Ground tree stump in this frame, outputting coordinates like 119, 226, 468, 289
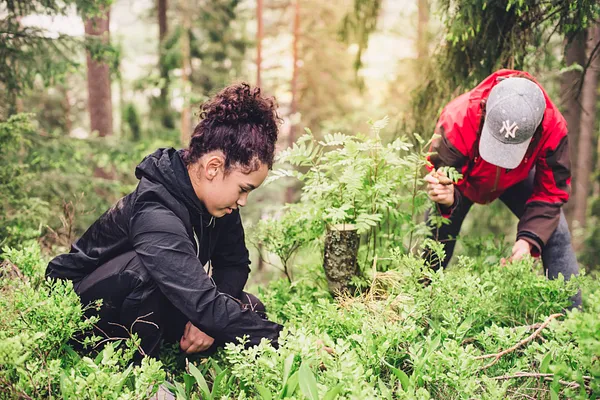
323, 224, 359, 296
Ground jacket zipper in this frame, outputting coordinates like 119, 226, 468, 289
193, 222, 214, 277
193, 228, 200, 257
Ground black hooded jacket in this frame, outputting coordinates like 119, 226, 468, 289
46, 148, 283, 347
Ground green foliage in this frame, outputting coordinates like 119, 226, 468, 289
269, 118, 432, 261
0, 133, 599, 398
1, 242, 46, 283
189, 249, 595, 399
250, 203, 324, 282
411, 0, 600, 137
123, 102, 142, 141
339, 0, 382, 80
0, 113, 175, 250
161, 0, 249, 94
0, 0, 114, 115
0, 242, 164, 398
0, 114, 51, 247
163, 359, 232, 400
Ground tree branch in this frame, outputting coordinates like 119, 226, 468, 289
575, 35, 600, 102
475, 313, 563, 370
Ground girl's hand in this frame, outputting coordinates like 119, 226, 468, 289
180, 321, 215, 354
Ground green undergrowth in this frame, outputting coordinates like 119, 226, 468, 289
1, 242, 598, 399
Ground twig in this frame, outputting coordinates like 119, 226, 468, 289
475, 313, 563, 370
93, 336, 132, 349
0, 375, 34, 400
492, 372, 554, 380
506, 389, 536, 400
511, 322, 543, 332
129, 312, 159, 332
575, 37, 600, 103
491, 372, 592, 390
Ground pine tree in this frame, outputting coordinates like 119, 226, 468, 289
0, 0, 111, 119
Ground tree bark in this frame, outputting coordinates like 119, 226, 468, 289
158, 0, 173, 128
572, 24, 600, 238
286, 0, 300, 204
84, 8, 113, 137
179, 0, 192, 146
323, 224, 359, 296
256, 0, 263, 88
416, 0, 429, 60
561, 31, 586, 226
158, 0, 168, 43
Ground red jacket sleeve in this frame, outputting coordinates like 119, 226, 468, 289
427, 104, 472, 217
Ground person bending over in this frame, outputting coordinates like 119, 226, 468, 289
47, 83, 283, 357
424, 69, 580, 307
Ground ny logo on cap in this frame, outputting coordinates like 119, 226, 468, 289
500, 120, 519, 139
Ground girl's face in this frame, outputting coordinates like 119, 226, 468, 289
189, 153, 268, 218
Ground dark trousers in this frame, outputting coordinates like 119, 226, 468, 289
425, 172, 581, 307
73, 251, 265, 358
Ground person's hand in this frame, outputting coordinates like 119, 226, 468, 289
510, 239, 532, 261
501, 239, 532, 265
316, 339, 334, 355
179, 321, 215, 354
424, 169, 454, 207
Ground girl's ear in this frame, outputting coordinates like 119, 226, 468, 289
204, 155, 225, 181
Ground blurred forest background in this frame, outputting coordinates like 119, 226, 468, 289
1, 0, 600, 277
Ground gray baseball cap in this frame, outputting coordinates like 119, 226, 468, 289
479, 77, 546, 169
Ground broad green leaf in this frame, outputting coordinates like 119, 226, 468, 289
183, 373, 195, 395
282, 353, 296, 388
283, 371, 300, 398
211, 369, 229, 397
540, 352, 552, 373
298, 362, 320, 400
323, 384, 343, 400
256, 384, 273, 400
115, 364, 133, 392
164, 381, 188, 400
188, 362, 211, 398
381, 358, 410, 391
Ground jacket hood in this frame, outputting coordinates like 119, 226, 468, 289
135, 148, 209, 222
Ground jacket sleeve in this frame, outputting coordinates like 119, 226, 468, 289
517, 135, 571, 254
129, 200, 282, 347
211, 210, 250, 300
427, 108, 470, 217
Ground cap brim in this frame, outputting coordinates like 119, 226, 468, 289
479, 123, 531, 169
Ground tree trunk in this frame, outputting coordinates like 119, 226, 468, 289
84, 8, 113, 137
572, 24, 600, 239
256, 0, 263, 88
158, 0, 168, 43
416, 0, 429, 60
158, 0, 173, 128
323, 224, 359, 296
285, 0, 300, 204
179, 0, 192, 146
561, 31, 586, 226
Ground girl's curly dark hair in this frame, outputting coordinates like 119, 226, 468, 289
183, 83, 281, 172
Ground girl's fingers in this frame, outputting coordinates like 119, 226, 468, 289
183, 321, 192, 339
180, 336, 191, 352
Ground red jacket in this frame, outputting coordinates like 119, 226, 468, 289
428, 69, 571, 253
